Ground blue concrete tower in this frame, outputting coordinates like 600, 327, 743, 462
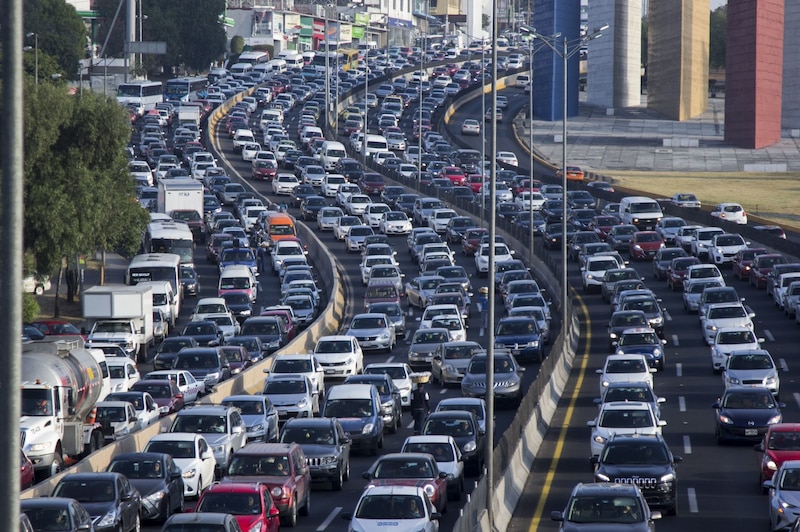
532, 0, 582, 121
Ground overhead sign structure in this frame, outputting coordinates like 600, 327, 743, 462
129, 41, 167, 54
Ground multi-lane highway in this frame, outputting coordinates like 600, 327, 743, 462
443, 86, 800, 531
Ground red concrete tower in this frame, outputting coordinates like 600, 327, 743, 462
724, 0, 784, 149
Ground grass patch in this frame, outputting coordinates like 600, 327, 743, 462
607, 171, 800, 230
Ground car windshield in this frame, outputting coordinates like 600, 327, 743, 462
351, 317, 387, 329
172, 415, 228, 434
605, 359, 647, 373
708, 306, 746, 319
768, 432, 800, 451
22, 507, 73, 531
355, 494, 426, 519
223, 400, 264, 415
601, 442, 669, 465
364, 366, 407, 380
722, 392, 775, 409
424, 417, 474, 437
109, 459, 165, 479
717, 330, 756, 344
413, 331, 448, 344
227, 455, 291, 477
566, 496, 643, 523
604, 386, 654, 403
496, 321, 536, 335
196, 491, 262, 515
273, 359, 313, 373
174, 353, 219, 370
145, 440, 195, 459
96, 406, 127, 423
598, 409, 653, 428
132, 383, 172, 398
404, 442, 455, 461
53, 480, 115, 502
281, 426, 335, 445
264, 379, 307, 394
619, 332, 659, 346
374, 459, 433, 479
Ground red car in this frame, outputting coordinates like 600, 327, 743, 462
629, 231, 665, 260
29, 320, 85, 339
222, 443, 312, 527
196, 482, 280, 532
252, 160, 278, 181
358, 173, 386, 195
732, 247, 768, 281
467, 175, 484, 194
130, 380, 185, 417
440, 166, 467, 186
362, 453, 449, 513
757, 424, 800, 485
20, 449, 34, 490
750, 253, 788, 289
590, 215, 621, 241
461, 227, 489, 256
220, 346, 253, 375
666, 257, 702, 291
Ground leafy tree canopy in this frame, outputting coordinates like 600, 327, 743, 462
23, 0, 87, 79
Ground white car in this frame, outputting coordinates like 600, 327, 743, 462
322, 174, 347, 198
361, 255, 397, 285
587, 401, 666, 456
655, 217, 687, 244
313, 335, 364, 379
262, 373, 320, 421
709, 233, 749, 265
596, 354, 656, 396
496, 151, 519, 166
582, 255, 625, 294
107, 357, 140, 393
336, 183, 362, 208
241, 142, 261, 161
685, 263, 725, 287
345, 194, 373, 216
144, 433, 217, 498
674, 225, 702, 251
333, 215, 362, 241
723, 349, 780, 397
379, 211, 413, 235
670, 192, 702, 208
401, 435, 465, 500
269, 353, 326, 399
271, 240, 307, 272
363, 362, 414, 407
190, 297, 231, 323
317, 206, 344, 231
271, 173, 300, 195
701, 303, 755, 345
144, 370, 206, 404
474, 243, 515, 276
363, 203, 392, 227
106, 390, 161, 430
96, 401, 138, 443
711, 202, 748, 225
431, 314, 467, 343
514, 191, 546, 211
711, 327, 764, 373
691, 227, 726, 259
428, 209, 458, 234
343, 485, 440, 531
203, 312, 241, 342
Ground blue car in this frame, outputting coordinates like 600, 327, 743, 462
493, 316, 543, 362
218, 247, 258, 277
614, 327, 667, 370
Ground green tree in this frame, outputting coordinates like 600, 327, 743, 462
23, 0, 87, 79
709, 6, 727, 70
22, 293, 41, 323
231, 36, 246, 55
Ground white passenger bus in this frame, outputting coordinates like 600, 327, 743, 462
116, 80, 163, 116
142, 221, 195, 266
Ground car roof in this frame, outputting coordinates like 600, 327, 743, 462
176, 404, 234, 415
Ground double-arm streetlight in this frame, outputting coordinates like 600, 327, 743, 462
519, 23, 606, 340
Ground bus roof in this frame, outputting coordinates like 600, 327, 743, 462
128, 253, 182, 267
147, 222, 194, 240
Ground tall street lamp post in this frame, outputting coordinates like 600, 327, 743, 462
25, 32, 38, 84
519, 23, 606, 345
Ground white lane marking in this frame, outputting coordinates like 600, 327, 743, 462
764, 329, 775, 342
676, 363, 682, 377
683, 435, 692, 455
317, 507, 342, 531
407, 419, 416, 429
386, 356, 395, 363
440, 388, 448, 395
687, 487, 699, 513
672, 334, 680, 347
793, 393, 800, 409
780, 358, 789, 372
479, 327, 485, 337
664, 310, 672, 321
678, 396, 686, 412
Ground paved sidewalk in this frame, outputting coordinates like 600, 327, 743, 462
515, 93, 800, 173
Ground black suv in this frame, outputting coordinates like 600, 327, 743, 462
551, 482, 662, 529
280, 417, 351, 491
591, 433, 681, 516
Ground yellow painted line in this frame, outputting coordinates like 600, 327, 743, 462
528, 291, 591, 532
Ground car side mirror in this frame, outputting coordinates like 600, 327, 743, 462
551, 511, 564, 522
340, 511, 353, 520
587, 420, 597, 428
712, 402, 721, 409
650, 511, 662, 521
589, 456, 598, 464
361, 472, 372, 480
202, 450, 214, 459
431, 512, 442, 521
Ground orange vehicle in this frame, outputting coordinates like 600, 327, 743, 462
556, 165, 585, 182
264, 212, 297, 246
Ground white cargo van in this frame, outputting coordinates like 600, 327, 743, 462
229, 62, 254, 79
320, 140, 347, 171
278, 51, 304, 69
364, 134, 389, 158
218, 265, 258, 302
136, 280, 179, 328
300, 125, 324, 148
619, 196, 663, 231
266, 58, 287, 73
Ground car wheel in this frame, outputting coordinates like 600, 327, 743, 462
177, 493, 185, 514
343, 459, 350, 481
299, 490, 311, 516
332, 464, 344, 491
282, 498, 297, 527
667, 500, 678, 516
388, 414, 398, 434
34, 284, 44, 296
197, 476, 204, 497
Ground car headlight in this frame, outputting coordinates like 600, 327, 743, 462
443, 364, 456, 374
269, 339, 281, 348
767, 460, 778, 471
159, 406, 170, 414
144, 491, 166, 504
249, 424, 264, 432
593, 435, 607, 444
97, 509, 118, 528
378, 332, 390, 340
660, 473, 675, 483
182, 468, 197, 479
240, 309, 251, 316
653, 349, 662, 358
423, 484, 436, 498
248, 521, 264, 532
297, 398, 308, 408
650, 316, 663, 326
28, 442, 53, 453
206, 372, 220, 380
609, 333, 618, 339
768, 415, 782, 425
116, 426, 130, 437
463, 441, 476, 453
231, 368, 242, 374
765, 376, 777, 385
382, 400, 395, 410
728, 377, 741, 385
213, 444, 226, 454
320, 456, 338, 465
718, 415, 734, 424
602, 380, 610, 388
595, 473, 610, 482
362, 423, 375, 434
271, 486, 286, 499
527, 341, 539, 348
781, 498, 799, 509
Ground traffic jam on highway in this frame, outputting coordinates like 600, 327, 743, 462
19, 41, 800, 532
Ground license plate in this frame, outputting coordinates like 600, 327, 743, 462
324, 369, 335, 374
745, 428, 758, 436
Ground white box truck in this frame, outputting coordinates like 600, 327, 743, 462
84, 284, 155, 362
158, 178, 204, 216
